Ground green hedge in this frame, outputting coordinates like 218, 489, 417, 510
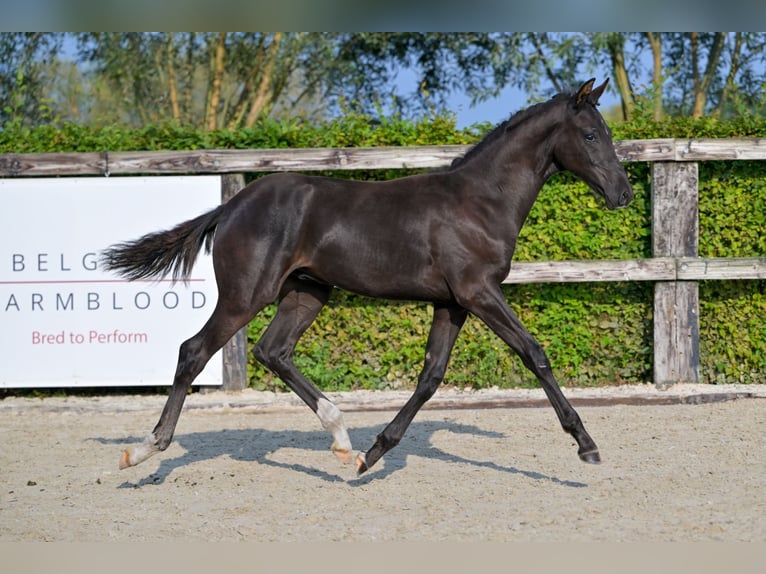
1, 113, 763, 387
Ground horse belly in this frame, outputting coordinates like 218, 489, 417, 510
309, 242, 450, 302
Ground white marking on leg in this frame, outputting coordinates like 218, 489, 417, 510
119, 433, 160, 469
317, 398, 352, 461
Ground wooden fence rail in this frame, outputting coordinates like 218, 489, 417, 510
503, 257, 766, 284
3, 138, 766, 177
2, 138, 764, 388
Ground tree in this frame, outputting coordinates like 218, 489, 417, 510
592, 33, 637, 121
706, 33, 766, 118
5, 32, 766, 129
73, 33, 337, 129
644, 32, 663, 120
0, 33, 61, 125
583, 32, 766, 121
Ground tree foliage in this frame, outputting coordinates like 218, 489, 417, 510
0, 33, 61, 125
3, 32, 765, 128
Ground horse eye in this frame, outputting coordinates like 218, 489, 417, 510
584, 132, 596, 142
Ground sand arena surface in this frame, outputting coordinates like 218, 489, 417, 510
1, 384, 764, 541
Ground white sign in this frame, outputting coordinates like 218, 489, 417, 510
0, 176, 223, 387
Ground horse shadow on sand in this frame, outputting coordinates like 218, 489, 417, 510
91, 418, 587, 489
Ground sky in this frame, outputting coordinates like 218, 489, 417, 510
435, 81, 621, 129
391, 57, 625, 130
449, 85, 527, 129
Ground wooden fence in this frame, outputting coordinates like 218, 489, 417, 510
2, 138, 764, 389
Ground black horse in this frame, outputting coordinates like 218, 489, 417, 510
102, 78, 633, 476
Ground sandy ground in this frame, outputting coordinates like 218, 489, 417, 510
1, 384, 765, 542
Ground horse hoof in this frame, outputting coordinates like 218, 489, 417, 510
579, 449, 601, 464
119, 449, 133, 470
333, 448, 352, 465
355, 452, 369, 475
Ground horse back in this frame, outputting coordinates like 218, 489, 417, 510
217, 171, 507, 301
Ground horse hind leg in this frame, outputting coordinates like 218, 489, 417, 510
252, 278, 354, 464
119, 297, 265, 470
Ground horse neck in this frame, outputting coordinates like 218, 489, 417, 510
456, 105, 562, 209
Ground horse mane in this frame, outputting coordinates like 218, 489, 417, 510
450, 92, 570, 169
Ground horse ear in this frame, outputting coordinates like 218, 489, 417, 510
588, 78, 609, 105
575, 78, 596, 107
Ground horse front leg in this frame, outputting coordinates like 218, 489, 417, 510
356, 303, 467, 475
465, 285, 600, 464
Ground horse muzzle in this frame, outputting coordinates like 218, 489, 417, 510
607, 185, 634, 210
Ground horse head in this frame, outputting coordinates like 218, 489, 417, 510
553, 78, 634, 210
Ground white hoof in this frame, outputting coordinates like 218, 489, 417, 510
317, 398, 353, 459
355, 452, 368, 475
119, 434, 159, 469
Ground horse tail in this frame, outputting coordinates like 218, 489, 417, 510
100, 204, 225, 282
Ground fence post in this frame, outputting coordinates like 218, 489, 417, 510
220, 174, 249, 391
651, 162, 700, 386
